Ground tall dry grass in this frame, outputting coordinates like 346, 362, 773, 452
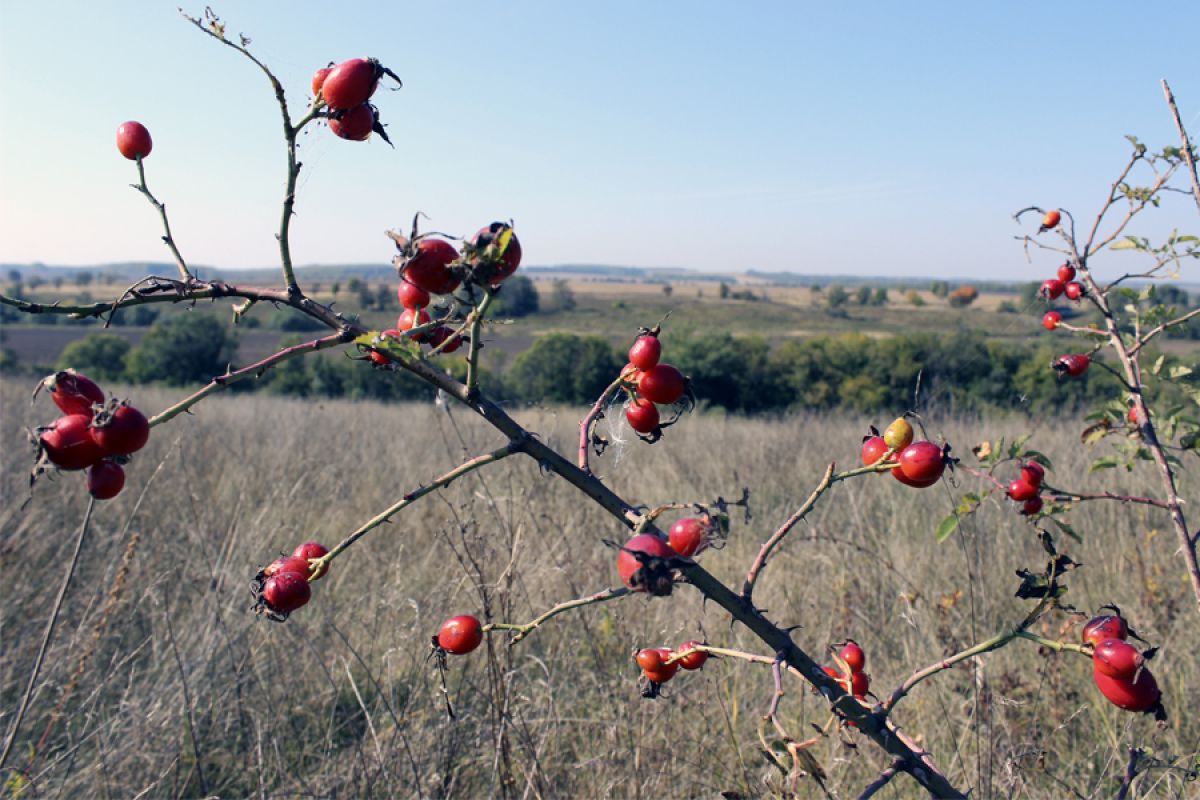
1, 381, 1196, 798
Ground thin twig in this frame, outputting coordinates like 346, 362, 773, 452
484, 587, 631, 644
857, 760, 904, 799
1041, 484, 1170, 510
578, 374, 628, 474
131, 157, 192, 282
1162, 80, 1200, 217
0, 497, 96, 772
162, 603, 209, 796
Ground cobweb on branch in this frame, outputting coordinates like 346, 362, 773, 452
602, 392, 632, 468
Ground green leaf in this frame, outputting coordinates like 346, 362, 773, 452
1023, 450, 1053, 470
1110, 237, 1140, 251
1151, 355, 1166, 376
1089, 456, 1119, 473
354, 330, 420, 360
936, 513, 960, 543
1169, 365, 1193, 380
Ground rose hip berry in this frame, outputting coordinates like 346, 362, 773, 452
91, 404, 150, 456
1019, 462, 1045, 487
87, 461, 125, 500
1040, 209, 1061, 231
262, 572, 311, 615
262, 556, 312, 580
330, 104, 376, 141
116, 121, 153, 160
667, 516, 710, 558
1042, 311, 1062, 330
402, 238, 461, 295
1007, 479, 1039, 502
861, 435, 888, 466
617, 533, 675, 595
839, 641, 866, 673
628, 335, 662, 371
1040, 279, 1065, 300
1093, 638, 1144, 681
1064, 281, 1084, 301
320, 58, 381, 110
1057, 263, 1076, 282
638, 364, 686, 405
44, 371, 105, 417
883, 417, 913, 451
467, 222, 522, 286
677, 641, 708, 670
1020, 496, 1044, 515
1053, 354, 1090, 377
437, 615, 484, 655
397, 279, 431, 310
1082, 614, 1128, 646
892, 441, 946, 487
625, 398, 660, 434
41, 415, 106, 471
1092, 663, 1160, 712
312, 66, 332, 96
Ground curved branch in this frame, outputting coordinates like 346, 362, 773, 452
131, 158, 192, 282
484, 587, 630, 644
1162, 80, 1200, 217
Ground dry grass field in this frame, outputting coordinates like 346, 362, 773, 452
1, 381, 1197, 798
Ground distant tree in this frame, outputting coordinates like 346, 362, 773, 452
718, 282, 730, 299
375, 284, 396, 311
6, 269, 21, 284
56, 333, 131, 382
853, 286, 871, 305
930, 280, 949, 298
869, 287, 888, 306
1155, 285, 1189, 307
1019, 282, 1042, 314
548, 278, 573, 312
75, 271, 94, 287
125, 313, 237, 385
52, 276, 64, 289
330, 281, 340, 298
662, 284, 673, 297
906, 290, 926, 307
27, 276, 44, 289
825, 284, 848, 308
497, 275, 541, 316
506, 333, 620, 404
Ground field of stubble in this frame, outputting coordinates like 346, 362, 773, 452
1, 381, 1196, 799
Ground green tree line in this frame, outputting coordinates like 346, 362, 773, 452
16, 310, 1196, 416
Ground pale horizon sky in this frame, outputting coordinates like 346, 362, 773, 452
1, 2, 1197, 282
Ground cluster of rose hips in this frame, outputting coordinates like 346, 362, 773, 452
820, 640, 870, 700
367, 222, 523, 365
860, 417, 950, 488
34, 371, 150, 501
619, 331, 689, 437
616, 516, 717, 596
635, 640, 708, 688
433, 614, 484, 656
312, 57, 402, 143
1006, 460, 1047, 516
1036, 262, 1093, 378
1081, 613, 1161, 714
252, 541, 330, 620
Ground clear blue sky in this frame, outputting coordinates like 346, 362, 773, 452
1, 2, 1197, 280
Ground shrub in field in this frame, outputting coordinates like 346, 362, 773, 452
1, 9, 1198, 798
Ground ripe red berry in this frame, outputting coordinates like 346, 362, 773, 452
625, 398, 659, 434
467, 223, 522, 286
41, 415, 106, 471
312, 66, 332, 96
44, 371, 105, 417
87, 461, 125, 500
1092, 663, 1159, 712
1064, 281, 1083, 301
861, 435, 888, 466
628, 335, 662, 371
1040, 209, 1061, 231
839, 641, 866, 673
397, 280, 431, 310
437, 615, 484, 655
849, 669, 870, 698
292, 542, 329, 580
642, 647, 679, 683
667, 517, 709, 558
635, 648, 664, 672
263, 556, 311, 580
1128, 405, 1145, 426
620, 362, 641, 382
1082, 614, 1128, 646
116, 121, 153, 160
1019, 461, 1045, 487
616, 533, 675, 593
1020, 496, 1044, 516
1053, 353, 1090, 377
321, 58, 380, 110
397, 308, 433, 343
1057, 263, 1076, 282
638, 364, 686, 405
892, 441, 945, 487
1042, 311, 1062, 330
329, 103, 375, 141
1093, 638, 1144, 681
1040, 279, 1065, 300
677, 641, 708, 670
1007, 479, 1039, 502
262, 572, 311, 614
402, 238, 461, 295
91, 404, 150, 456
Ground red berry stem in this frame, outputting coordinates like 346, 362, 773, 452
482, 587, 631, 644
1038, 484, 1170, 510
130, 153, 193, 283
